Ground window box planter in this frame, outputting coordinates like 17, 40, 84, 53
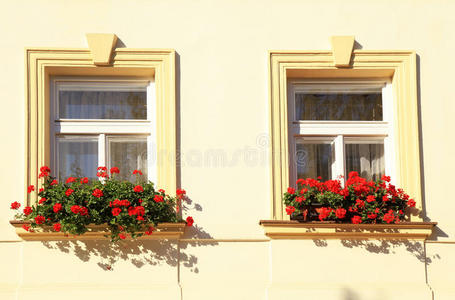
259, 220, 437, 240
10, 220, 186, 241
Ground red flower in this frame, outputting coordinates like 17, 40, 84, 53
154, 195, 164, 203
348, 171, 359, 178
27, 185, 35, 193
80, 177, 89, 184
382, 195, 389, 202
296, 178, 306, 186
39, 188, 44, 193
97, 166, 107, 171
66, 177, 76, 184
383, 210, 395, 223
335, 208, 346, 219
34, 215, 45, 225
158, 189, 165, 194
367, 213, 378, 219
295, 196, 305, 203
136, 216, 144, 221
318, 207, 332, 221
128, 206, 136, 216
186, 216, 194, 226
22, 224, 31, 231
71, 205, 80, 214
135, 206, 145, 216
287, 187, 295, 195
145, 226, 154, 235
407, 199, 416, 207
133, 185, 143, 193
300, 188, 308, 194
355, 199, 365, 208
53, 203, 62, 213
381, 175, 391, 182
92, 188, 103, 198
366, 195, 376, 203
285, 206, 296, 215
10, 201, 20, 210
50, 180, 58, 185
110, 167, 120, 174
118, 233, 126, 240
351, 215, 362, 224
40, 166, 51, 173
112, 207, 122, 216
176, 188, 186, 198
79, 207, 88, 216
53, 223, 61, 232
65, 188, 74, 196
96, 171, 109, 178
23, 206, 32, 215
132, 169, 143, 175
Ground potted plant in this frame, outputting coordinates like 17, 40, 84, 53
10, 166, 194, 241
283, 172, 417, 224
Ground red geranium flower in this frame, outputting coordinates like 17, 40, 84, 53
367, 213, 378, 219
287, 187, 295, 195
158, 189, 165, 194
383, 210, 395, 223
27, 185, 35, 193
118, 233, 126, 240
145, 226, 154, 235
318, 207, 332, 221
381, 175, 391, 182
92, 188, 103, 198
80, 177, 89, 184
132, 169, 143, 175
176, 188, 186, 199
53, 223, 61, 232
65, 188, 74, 196
366, 195, 376, 203
112, 207, 122, 216
71, 205, 80, 214
135, 206, 145, 216
186, 216, 194, 226
10, 201, 20, 210
407, 199, 416, 207
285, 206, 296, 215
50, 180, 58, 185
34, 215, 45, 225
23, 206, 32, 215
97, 166, 107, 171
154, 195, 164, 203
335, 208, 346, 219
351, 215, 362, 224
66, 177, 76, 184
110, 167, 120, 174
53, 203, 62, 213
295, 196, 305, 203
40, 166, 51, 173
79, 207, 88, 216
22, 224, 31, 231
133, 185, 143, 193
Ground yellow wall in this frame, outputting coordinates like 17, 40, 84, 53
1, 0, 454, 299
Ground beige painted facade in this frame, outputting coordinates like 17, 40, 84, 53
1, 0, 454, 299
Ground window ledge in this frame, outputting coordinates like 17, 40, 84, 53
10, 220, 186, 241
259, 220, 437, 240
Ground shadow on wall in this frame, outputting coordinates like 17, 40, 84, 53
41, 196, 218, 272
312, 237, 441, 265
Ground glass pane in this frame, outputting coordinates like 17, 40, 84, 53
59, 90, 147, 119
345, 143, 384, 181
108, 137, 148, 182
296, 143, 333, 181
295, 92, 382, 121
57, 137, 98, 181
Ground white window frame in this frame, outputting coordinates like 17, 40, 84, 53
50, 76, 157, 182
287, 79, 395, 184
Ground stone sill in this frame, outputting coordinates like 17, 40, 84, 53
10, 220, 186, 241
259, 220, 437, 240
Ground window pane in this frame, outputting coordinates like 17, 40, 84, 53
345, 143, 384, 181
108, 137, 148, 182
295, 92, 382, 121
57, 137, 98, 180
59, 90, 147, 119
296, 142, 333, 181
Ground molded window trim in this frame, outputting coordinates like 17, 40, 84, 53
268, 49, 421, 221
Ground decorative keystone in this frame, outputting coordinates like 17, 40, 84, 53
86, 33, 118, 65
330, 36, 355, 67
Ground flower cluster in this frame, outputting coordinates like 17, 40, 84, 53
12, 166, 194, 242
283, 172, 417, 224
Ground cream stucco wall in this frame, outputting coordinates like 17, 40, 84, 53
0, 0, 454, 299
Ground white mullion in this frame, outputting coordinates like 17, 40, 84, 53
334, 135, 345, 179
147, 79, 157, 183
98, 134, 106, 168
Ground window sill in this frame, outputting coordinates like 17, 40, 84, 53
259, 220, 437, 240
10, 220, 186, 241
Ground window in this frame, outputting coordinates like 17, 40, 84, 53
50, 77, 156, 182
25, 37, 177, 204
268, 48, 421, 220
288, 80, 395, 183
